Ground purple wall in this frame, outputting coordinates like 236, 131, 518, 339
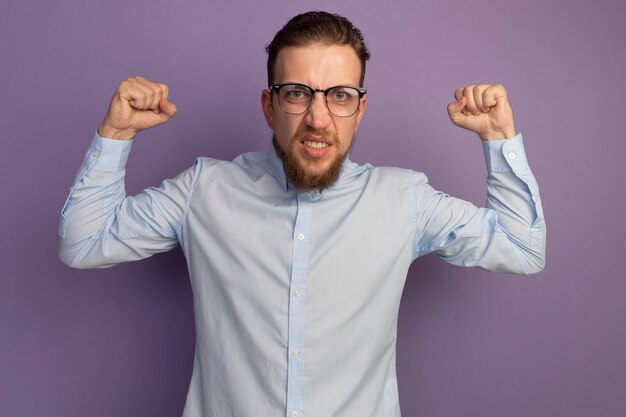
2, 0, 625, 416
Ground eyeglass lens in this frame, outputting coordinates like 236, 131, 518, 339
277, 84, 362, 117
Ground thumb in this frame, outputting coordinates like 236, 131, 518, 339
447, 96, 466, 125
159, 98, 178, 118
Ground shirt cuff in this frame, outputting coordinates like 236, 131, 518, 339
482, 133, 530, 173
84, 130, 133, 172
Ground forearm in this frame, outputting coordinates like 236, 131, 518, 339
483, 168, 545, 272
484, 133, 545, 268
59, 133, 133, 267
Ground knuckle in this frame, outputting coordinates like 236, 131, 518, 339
122, 77, 142, 89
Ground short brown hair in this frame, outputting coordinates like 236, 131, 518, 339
265, 11, 371, 87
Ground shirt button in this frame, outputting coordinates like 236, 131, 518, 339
291, 411, 298, 417
297, 233, 305, 241
292, 349, 300, 358
532, 195, 539, 202
507, 151, 517, 160
91, 149, 98, 157
293, 288, 302, 297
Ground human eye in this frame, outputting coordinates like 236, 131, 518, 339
329, 88, 355, 103
282, 85, 311, 102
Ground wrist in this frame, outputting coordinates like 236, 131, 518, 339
479, 126, 517, 141
97, 121, 137, 141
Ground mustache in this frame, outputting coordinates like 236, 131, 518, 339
292, 125, 339, 143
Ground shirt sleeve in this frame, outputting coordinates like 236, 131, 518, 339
412, 133, 546, 275
58, 131, 199, 268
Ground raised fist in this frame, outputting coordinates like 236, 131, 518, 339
447, 84, 516, 141
98, 76, 177, 140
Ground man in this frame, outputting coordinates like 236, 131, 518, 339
59, 11, 545, 417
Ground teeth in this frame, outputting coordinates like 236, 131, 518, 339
304, 140, 329, 149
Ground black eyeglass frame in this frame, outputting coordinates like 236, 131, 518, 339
268, 83, 367, 117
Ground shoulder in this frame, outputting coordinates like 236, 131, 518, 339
189, 151, 276, 188
343, 159, 428, 189
191, 151, 268, 173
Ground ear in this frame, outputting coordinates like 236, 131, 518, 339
261, 90, 274, 129
354, 95, 367, 131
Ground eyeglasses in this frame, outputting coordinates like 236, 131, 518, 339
269, 83, 367, 117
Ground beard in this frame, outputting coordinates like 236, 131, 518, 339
272, 127, 353, 192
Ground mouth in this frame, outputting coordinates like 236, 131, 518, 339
303, 139, 330, 149
300, 137, 333, 158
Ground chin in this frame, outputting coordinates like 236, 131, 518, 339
299, 160, 332, 176
273, 134, 347, 191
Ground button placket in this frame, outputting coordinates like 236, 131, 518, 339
285, 193, 312, 416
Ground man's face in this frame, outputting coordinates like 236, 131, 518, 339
261, 43, 367, 190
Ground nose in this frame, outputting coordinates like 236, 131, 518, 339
304, 92, 332, 130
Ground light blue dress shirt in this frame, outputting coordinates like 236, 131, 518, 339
59, 131, 545, 417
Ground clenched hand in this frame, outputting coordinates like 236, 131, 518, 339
447, 84, 516, 140
98, 76, 177, 140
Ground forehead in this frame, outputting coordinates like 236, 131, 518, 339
274, 43, 361, 87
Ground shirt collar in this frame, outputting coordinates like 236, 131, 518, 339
267, 144, 289, 191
